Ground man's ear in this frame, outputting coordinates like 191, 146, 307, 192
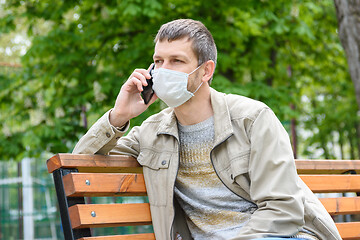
202, 60, 215, 83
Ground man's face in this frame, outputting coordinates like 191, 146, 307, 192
153, 38, 202, 91
153, 38, 199, 74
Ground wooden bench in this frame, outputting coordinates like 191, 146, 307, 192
47, 154, 360, 240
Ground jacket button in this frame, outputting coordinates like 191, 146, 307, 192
161, 160, 167, 166
106, 132, 111, 138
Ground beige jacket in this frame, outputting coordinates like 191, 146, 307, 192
73, 88, 341, 240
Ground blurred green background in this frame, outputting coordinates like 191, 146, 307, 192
0, 0, 359, 239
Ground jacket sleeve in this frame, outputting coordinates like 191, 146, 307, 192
234, 108, 305, 239
72, 110, 140, 158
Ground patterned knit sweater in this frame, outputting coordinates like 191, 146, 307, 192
174, 116, 257, 240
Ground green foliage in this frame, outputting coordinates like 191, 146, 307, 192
0, 0, 358, 160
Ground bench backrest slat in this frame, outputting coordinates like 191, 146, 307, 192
47, 153, 142, 173
63, 173, 147, 197
319, 197, 360, 215
69, 203, 152, 229
300, 175, 360, 193
296, 160, 360, 174
336, 222, 360, 240
79, 233, 156, 240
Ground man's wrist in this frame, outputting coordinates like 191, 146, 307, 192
109, 109, 129, 128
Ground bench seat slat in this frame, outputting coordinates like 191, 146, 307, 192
79, 233, 155, 240
296, 160, 360, 174
69, 203, 152, 229
299, 175, 360, 193
319, 197, 360, 215
63, 173, 147, 197
336, 222, 360, 240
47, 153, 141, 173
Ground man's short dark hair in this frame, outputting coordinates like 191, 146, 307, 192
154, 19, 217, 83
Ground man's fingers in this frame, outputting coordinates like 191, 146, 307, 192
132, 71, 148, 86
124, 76, 144, 92
134, 67, 151, 79
133, 77, 144, 92
122, 67, 153, 98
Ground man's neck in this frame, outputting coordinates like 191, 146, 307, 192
174, 86, 213, 126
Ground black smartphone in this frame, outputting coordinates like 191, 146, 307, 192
141, 64, 155, 104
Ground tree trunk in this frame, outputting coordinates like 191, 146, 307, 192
338, 128, 344, 159
334, 0, 360, 110
311, 100, 330, 159
356, 122, 360, 158
349, 129, 356, 160
265, 48, 277, 86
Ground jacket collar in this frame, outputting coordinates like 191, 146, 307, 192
210, 88, 234, 146
157, 108, 179, 139
157, 88, 234, 144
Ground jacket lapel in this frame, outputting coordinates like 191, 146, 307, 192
156, 108, 179, 140
210, 88, 234, 146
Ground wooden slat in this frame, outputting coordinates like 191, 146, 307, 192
336, 222, 360, 240
47, 153, 141, 173
79, 233, 155, 240
63, 173, 147, 197
296, 160, 360, 174
319, 197, 360, 215
300, 175, 360, 193
69, 203, 152, 229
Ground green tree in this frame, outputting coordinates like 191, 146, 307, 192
0, 0, 358, 160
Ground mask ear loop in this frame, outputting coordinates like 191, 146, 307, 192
190, 82, 203, 95
188, 63, 203, 76
188, 63, 204, 95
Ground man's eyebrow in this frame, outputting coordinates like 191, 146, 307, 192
153, 54, 190, 60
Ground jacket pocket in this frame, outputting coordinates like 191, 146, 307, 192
216, 149, 252, 202
137, 150, 171, 170
137, 149, 172, 206
229, 149, 250, 182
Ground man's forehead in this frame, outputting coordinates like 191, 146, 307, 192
153, 38, 195, 59
156, 36, 192, 45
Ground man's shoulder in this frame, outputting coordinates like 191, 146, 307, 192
216, 90, 269, 120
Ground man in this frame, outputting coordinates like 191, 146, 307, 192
73, 19, 341, 240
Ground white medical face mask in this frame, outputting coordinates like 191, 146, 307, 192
152, 65, 203, 108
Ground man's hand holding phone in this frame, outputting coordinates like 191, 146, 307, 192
141, 63, 155, 104
109, 64, 157, 128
